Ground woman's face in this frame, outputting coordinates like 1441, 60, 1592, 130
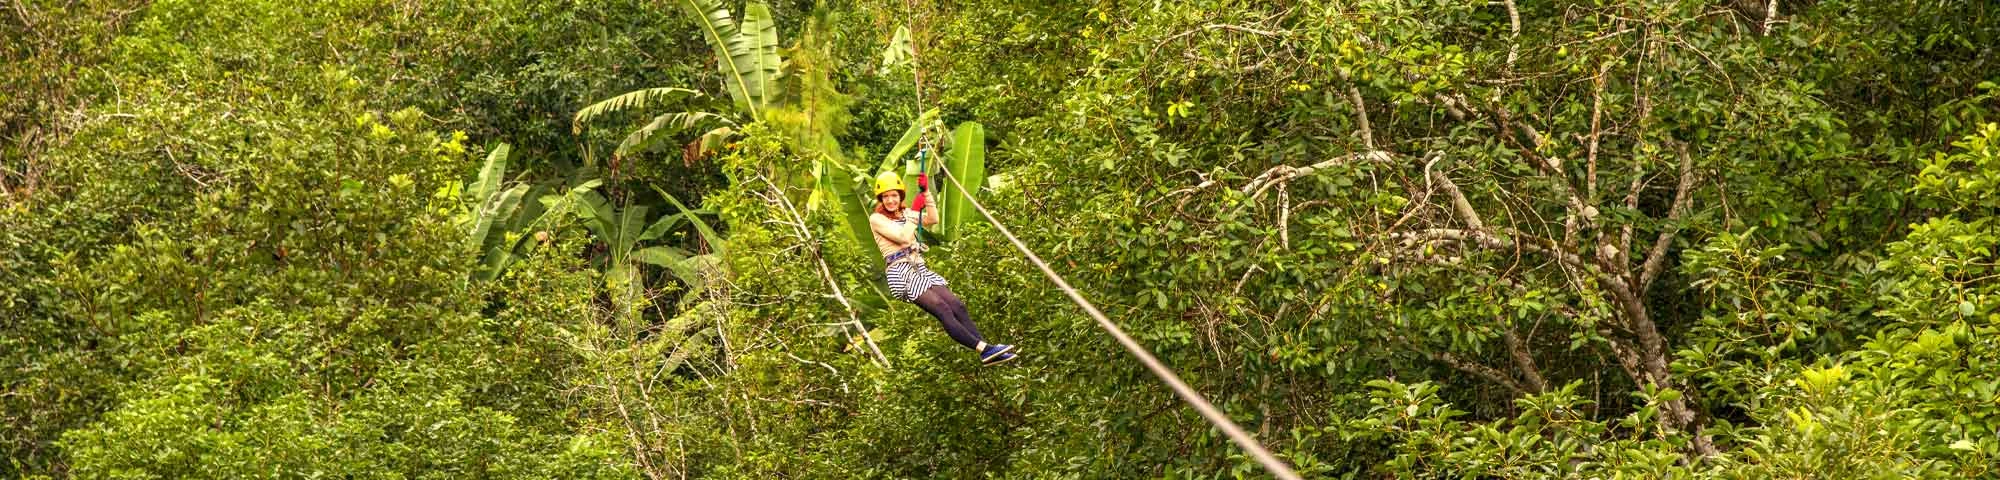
879, 190, 903, 210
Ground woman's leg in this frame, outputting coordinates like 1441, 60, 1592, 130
931, 286, 984, 341
914, 287, 982, 349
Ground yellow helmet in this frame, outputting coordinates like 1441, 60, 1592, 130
872, 171, 906, 197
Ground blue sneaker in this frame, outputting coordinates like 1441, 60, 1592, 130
979, 344, 1017, 364
982, 350, 1019, 366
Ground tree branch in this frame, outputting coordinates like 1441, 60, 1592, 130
1498, 0, 1521, 71
1638, 142, 1696, 289
1429, 164, 1484, 231
1240, 150, 1394, 200
1337, 69, 1377, 150
1587, 61, 1610, 202
1762, 0, 1780, 36
1502, 325, 1549, 393
1396, 335, 1529, 396
760, 178, 892, 369
1394, 228, 1608, 286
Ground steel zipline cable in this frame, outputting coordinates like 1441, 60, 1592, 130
933, 165, 1304, 480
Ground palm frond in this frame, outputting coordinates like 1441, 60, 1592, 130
879, 108, 940, 174
613, 111, 731, 160
679, 0, 754, 116
572, 87, 702, 134
741, 2, 783, 115
942, 122, 988, 239
880, 25, 913, 74
653, 185, 725, 257
470, 143, 512, 204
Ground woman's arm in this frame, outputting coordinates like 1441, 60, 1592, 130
913, 174, 942, 227
916, 199, 940, 227
870, 213, 916, 245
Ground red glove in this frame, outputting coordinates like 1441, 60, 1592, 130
910, 191, 928, 211
916, 173, 930, 191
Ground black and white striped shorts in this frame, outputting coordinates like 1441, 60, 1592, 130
885, 261, 949, 303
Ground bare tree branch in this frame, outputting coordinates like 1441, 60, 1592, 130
1337, 69, 1376, 150
1278, 182, 1292, 249
1429, 165, 1484, 231
1762, 0, 1781, 36
1587, 61, 1610, 202
1502, 326, 1549, 393
1397, 335, 1529, 396
1638, 142, 1697, 289
1240, 150, 1394, 200
759, 176, 892, 369
1498, 0, 1521, 71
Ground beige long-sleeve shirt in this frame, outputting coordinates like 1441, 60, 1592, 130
870, 204, 939, 264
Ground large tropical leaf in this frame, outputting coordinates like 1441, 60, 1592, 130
576, 190, 618, 242
633, 245, 694, 267
879, 108, 940, 174
879, 25, 913, 74
942, 121, 987, 239
613, 111, 731, 160
469, 143, 511, 206
638, 213, 687, 243
677, 0, 761, 118
740, 2, 783, 115
472, 184, 530, 278
692, 126, 736, 159
657, 328, 713, 374
825, 157, 876, 258
466, 144, 515, 252
461, 143, 601, 282
536, 179, 604, 216
614, 204, 650, 262
825, 156, 892, 302
633, 246, 702, 289
571, 87, 702, 134
653, 186, 725, 257
480, 183, 556, 281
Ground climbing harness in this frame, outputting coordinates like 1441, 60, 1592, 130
884, 245, 920, 265
932, 165, 1304, 480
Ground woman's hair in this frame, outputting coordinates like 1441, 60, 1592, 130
874, 191, 902, 217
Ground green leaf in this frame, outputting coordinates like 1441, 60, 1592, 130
614, 111, 731, 159
826, 156, 890, 292
639, 213, 687, 243
652, 186, 725, 257
880, 108, 941, 174
613, 204, 651, 261
942, 121, 988, 238
677, 0, 779, 120
741, 2, 782, 115
571, 87, 702, 134
633, 245, 693, 267
576, 190, 618, 243
474, 185, 529, 252
677, 0, 751, 114
470, 143, 511, 205
634, 246, 702, 288
880, 25, 914, 74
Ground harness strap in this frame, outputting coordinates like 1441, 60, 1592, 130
885, 246, 920, 265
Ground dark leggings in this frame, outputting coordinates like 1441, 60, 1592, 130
913, 286, 984, 349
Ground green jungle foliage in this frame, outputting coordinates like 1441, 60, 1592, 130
4, 0, 1998, 478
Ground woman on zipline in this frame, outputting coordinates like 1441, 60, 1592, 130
870, 170, 1018, 365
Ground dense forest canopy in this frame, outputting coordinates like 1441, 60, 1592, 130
4, 0, 1998, 477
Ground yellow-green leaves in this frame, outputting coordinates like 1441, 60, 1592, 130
1796, 364, 1850, 396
